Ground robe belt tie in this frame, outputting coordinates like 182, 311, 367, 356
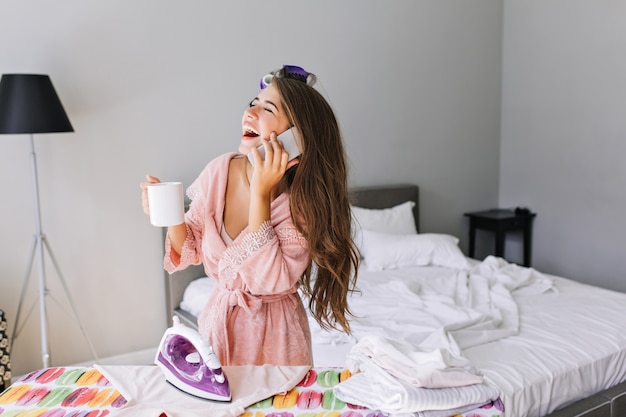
224, 288, 297, 314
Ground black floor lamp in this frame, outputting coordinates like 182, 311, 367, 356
0, 74, 98, 368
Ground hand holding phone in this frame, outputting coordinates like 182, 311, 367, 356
248, 128, 302, 166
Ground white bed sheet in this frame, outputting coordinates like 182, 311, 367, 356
308, 259, 626, 417
464, 274, 626, 417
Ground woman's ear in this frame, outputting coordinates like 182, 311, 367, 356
286, 158, 300, 170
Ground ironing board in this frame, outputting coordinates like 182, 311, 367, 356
0, 366, 502, 416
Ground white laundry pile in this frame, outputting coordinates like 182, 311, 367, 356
333, 335, 500, 417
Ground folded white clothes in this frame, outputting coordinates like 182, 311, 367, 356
95, 364, 310, 417
347, 334, 483, 388
333, 370, 500, 416
337, 334, 499, 416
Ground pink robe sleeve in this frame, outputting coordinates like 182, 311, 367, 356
163, 160, 215, 273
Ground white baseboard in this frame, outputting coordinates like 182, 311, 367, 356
72, 347, 157, 367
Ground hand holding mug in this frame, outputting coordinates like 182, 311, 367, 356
140, 175, 161, 216
140, 175, 184, 227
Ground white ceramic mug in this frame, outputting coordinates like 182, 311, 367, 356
147, 182, 184, 227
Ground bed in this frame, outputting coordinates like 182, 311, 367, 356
163, 184, 626, 417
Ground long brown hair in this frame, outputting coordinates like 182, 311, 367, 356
271, 72, 360, 334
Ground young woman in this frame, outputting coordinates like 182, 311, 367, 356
141, 65, 359, 366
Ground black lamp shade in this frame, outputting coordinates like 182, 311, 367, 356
0, 74, 74, 134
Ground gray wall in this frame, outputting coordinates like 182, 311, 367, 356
500, 0, 626, 292
0, 1, 502, 374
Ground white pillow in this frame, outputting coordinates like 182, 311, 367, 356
360, 230, 470, 271
180, 277, 215, 318
351, 201, 417, 235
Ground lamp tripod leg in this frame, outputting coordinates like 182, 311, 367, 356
11, 233, 100, 367
42, 236, 99, 363
11, 235, 38, 352
35, 233, 50, 368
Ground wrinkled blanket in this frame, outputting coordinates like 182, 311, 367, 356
310, 256, 554, 352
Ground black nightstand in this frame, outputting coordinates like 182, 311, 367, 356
464, 208, 536, 266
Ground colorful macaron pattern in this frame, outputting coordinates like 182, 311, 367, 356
0, 367, 125, 416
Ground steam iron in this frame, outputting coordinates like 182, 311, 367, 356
155, 316, 231, 401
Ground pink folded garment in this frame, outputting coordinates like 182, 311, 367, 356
94, 364, 310, 417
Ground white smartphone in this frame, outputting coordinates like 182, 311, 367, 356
248, 128, 302, 166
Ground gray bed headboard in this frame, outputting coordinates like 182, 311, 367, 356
351, 184, 419, 231
162, 184, 420, 328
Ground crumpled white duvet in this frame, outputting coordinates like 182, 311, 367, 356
310, 256, 555, 352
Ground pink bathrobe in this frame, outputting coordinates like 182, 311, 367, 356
164, 153, 313, 366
